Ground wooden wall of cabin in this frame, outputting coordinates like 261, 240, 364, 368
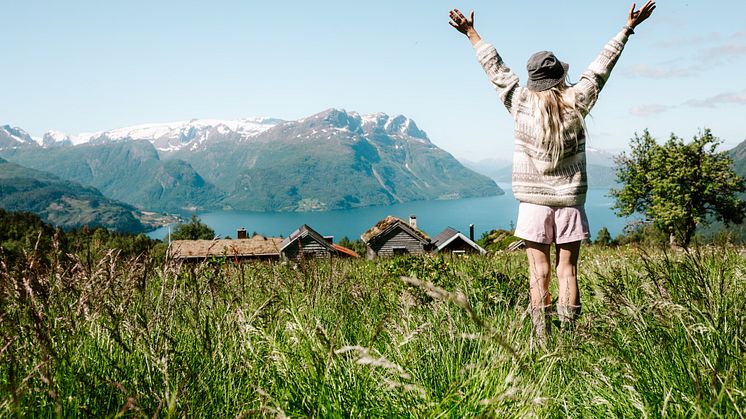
440, 237, 480, 254
282, 234, 333, 261
367, 227, 426, 259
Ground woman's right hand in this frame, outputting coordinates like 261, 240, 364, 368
627, 1, 656, 29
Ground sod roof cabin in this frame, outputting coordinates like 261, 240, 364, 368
281, 224, 359, 260
169, 234, 283, 262
360, 215, 430, 259
431, 227, 486, 255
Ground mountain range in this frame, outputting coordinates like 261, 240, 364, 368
0, 109, 502, 217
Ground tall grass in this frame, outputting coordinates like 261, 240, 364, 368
1, 244, 744, 417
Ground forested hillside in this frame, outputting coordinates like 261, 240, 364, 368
0, 158, 154, 232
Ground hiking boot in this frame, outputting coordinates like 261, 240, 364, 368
531, 305, 552, 343
557, 304, 581, 329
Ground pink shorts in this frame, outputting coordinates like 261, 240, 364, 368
514, 202, 590, 245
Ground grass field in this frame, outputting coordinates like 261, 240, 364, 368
1, 244, 744, 417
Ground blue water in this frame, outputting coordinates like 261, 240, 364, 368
148, 185, 631, 242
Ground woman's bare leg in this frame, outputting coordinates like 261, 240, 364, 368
555, 240, 582, 324
525, 241, 552, 340
526, 241, 552, 307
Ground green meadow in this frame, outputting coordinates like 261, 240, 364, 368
1, 244, 744, 417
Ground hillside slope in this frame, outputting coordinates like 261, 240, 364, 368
0, 158, 156, 232
730, 138, 746, 177
0, 140, 224, 212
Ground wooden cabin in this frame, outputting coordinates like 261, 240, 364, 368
169, 234, 283, 262
280, 224, 339, 261
361, 215, 430, 259
431, 227, 486, 255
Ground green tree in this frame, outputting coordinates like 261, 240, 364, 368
594, 227, 614, 246
171, 215, 215, 240
337, 236, 366, 256
611, 129, 745, 248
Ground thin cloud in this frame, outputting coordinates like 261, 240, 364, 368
699, 43, 746, 61
654, 32, 721, 49
622, 63, 694, 78
685, 89, 746, 108
651, 30, 746, 68
629, 104, 671, 117
629, 89, 746, 116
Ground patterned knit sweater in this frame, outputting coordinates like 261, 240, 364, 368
474, 31, 629, 206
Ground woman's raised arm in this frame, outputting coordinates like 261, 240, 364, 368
575, 1, 656, 114
449, 8, 521, 114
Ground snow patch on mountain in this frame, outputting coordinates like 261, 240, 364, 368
15, 109, 436, 154
40, 130, 74, 147
43, 118, 283, 151
352, 111, 429, 143
1, 125, 35, 145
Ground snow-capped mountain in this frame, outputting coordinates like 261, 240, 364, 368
0, 125, 37, 149
41, 117, 284, 153
41, 131, 73, 147
265, 109, 432, 148
32, 111, 433, 155
1, 108, 502, 212
358, 112, 430, 142
168, 108, 499, 211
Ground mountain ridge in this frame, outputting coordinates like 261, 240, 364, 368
23, 109, 435, 154
2, 109, 503, 212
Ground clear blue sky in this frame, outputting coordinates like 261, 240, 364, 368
3, 1, 745, 161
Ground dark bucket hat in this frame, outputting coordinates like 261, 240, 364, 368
526, 51, 569, 92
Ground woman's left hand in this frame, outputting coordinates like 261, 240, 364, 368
449, 8, 481, 45
448, 9, 475, 36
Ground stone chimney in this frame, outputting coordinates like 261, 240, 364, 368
237, 228, 247, 239
469, 224, 474, 241
409, 215, 417, 229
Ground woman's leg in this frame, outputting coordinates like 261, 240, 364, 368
525, 240, 552, 339
526, 241, 552, 307
555, 240, 582, 324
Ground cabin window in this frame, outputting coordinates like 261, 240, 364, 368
392, 247, 409, 256
452, 250, 466, 256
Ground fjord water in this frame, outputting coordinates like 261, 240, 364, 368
148, 186, 630, 242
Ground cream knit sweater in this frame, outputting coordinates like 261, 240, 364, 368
474, 31, 629, 206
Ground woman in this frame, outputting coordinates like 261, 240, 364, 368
449, 2, 655, 339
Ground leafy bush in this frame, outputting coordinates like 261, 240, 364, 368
478, 228, 521, 252
170, 215, 215, 240
0, 208, 158, 268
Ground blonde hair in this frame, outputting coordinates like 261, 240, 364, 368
530, 79, 588, 168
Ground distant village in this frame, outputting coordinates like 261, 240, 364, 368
169, 215, 491, 262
